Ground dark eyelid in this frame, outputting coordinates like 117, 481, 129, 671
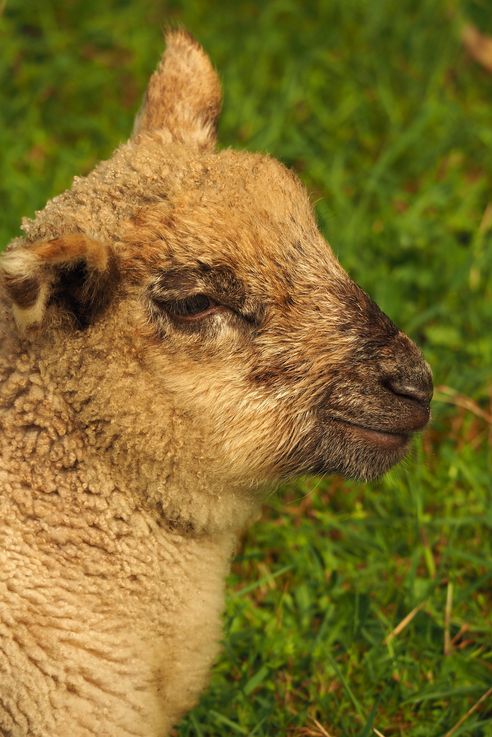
151, 268, 204, 299
152, 265, 243, 307
150, 265, 264, 327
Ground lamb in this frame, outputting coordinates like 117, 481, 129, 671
0, 30, 433, 737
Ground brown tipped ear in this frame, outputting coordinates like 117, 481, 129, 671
133, 29, 221, 148
0, 234, 119, 332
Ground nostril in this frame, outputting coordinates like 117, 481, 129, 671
382, 376, 433, 405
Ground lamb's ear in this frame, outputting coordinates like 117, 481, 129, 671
0, 234, 119, 332
133, 29, 221, 148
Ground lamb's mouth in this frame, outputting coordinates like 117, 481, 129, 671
335, 417, 411, 449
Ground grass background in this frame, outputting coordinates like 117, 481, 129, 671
1, 0, 491, 735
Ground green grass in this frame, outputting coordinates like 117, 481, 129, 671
1, 0, 491, 735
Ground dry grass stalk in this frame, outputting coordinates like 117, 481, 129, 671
293, 720, 336, 737
462, 24, 492, 74
444, 581, 453, 656
434, 385, 492, 424
385, 602, 425, 644
478, 202, 492, 234
313, 719, 335, 737
442, 686, 492, 737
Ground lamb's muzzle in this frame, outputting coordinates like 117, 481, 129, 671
332, 349, 433, 451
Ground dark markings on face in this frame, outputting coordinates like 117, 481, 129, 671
148, 263, 264, 326
249, 276, 400, 389
331, 279, 399, 347
152, 264, 244, 306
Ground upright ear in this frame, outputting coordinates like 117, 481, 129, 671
133, 29, 221, 148
0, 234, 119, 332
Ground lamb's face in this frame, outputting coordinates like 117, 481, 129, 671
0, 30, 432, 492
120, 147, 432, 483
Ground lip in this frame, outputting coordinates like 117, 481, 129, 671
336, 418, 411, 449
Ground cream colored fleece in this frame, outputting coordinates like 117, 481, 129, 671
0, 29, 432, 737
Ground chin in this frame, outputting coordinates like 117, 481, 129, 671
281, 418, 414, 482
312, 439, 410, 481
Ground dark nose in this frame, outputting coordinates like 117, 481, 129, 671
379, 331, 433, 409
377, 332, 433, 432
385, 375, 433, 405
382, 367, 433, 432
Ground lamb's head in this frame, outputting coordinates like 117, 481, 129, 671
0, 32, 432, 524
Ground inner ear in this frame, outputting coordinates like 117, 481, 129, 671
51, 256, 119, 329
0, 234, 120, 332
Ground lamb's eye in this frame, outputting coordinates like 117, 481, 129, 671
166, 294, 219, 320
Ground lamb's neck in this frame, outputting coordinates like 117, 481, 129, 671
0, 313, 252, 736
1, 388, 238, 736
1, 467, 236, 737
